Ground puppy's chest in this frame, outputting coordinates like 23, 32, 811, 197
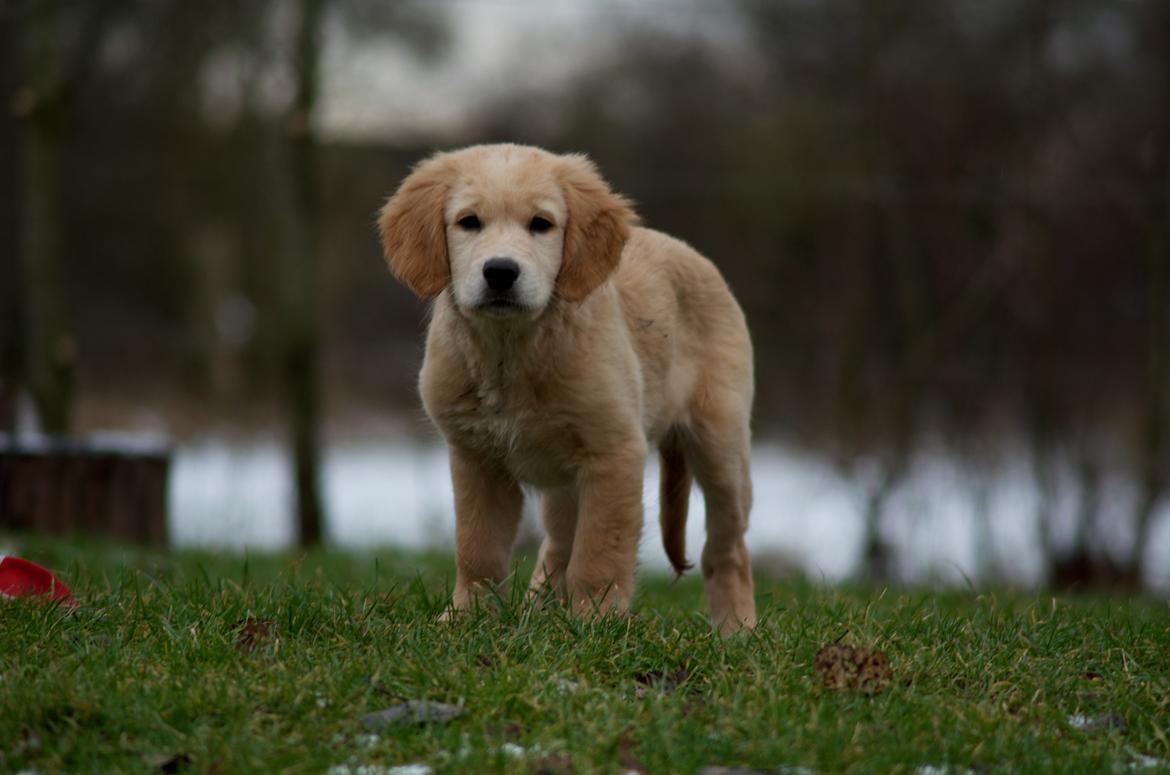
433, 378, 580, 487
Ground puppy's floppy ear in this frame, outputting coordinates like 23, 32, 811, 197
377, 154, 453, 299
556, 154, 638, 302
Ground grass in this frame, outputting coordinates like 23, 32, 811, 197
1, 535, 1168, 774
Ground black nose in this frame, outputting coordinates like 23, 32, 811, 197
483, 257, 520, 291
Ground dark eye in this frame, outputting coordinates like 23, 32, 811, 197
457, 214, 481, 230
529, 216, 553, 233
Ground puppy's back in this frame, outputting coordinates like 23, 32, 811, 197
616, 227, 751, 373
612, 227, 753, 445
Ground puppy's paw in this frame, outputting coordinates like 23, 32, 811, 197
436, 606, 462, 623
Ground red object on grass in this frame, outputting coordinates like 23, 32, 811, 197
0, 555, 77, 606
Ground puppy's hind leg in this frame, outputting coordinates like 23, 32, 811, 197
687, 392, 756, 634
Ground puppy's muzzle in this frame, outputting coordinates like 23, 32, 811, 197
483, 257, 520, 292
478, 257, 526, 314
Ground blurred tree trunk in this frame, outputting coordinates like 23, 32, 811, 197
873, 188, 930, 580
835, 206, 891, 579
1024, 219, 1106, 589
856, 206, 901, 581
1, 17, 18, 433
1130, 9, 1170, 582
1112, 8, 1170, 587
1129, 161, 1169, 584
281, 0, 327, 546
17, 0, 74, 434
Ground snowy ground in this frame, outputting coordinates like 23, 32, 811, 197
168, 438, 1170, 590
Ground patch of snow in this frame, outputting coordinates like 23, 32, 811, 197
1126, 753, 1167, 770
501, 742, 526, 758
387, 766, 433, 775
165, 437, 1170, 590
326, 765, 431, 775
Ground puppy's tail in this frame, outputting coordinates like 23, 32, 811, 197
659, 429, 693, 577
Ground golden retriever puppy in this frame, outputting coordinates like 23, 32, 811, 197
378, 144, 755, 633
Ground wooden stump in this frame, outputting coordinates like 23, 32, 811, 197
0, 437, 171, 544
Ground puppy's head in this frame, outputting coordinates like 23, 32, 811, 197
377, 144, 636, 317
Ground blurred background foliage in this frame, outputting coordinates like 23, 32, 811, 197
1, 0, 1167, 585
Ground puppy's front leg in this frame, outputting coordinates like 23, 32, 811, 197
447, 445, 523, 613
528, 486, 578, 599
565, 441, 646, 616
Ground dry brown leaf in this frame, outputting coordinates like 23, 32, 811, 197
233, 617, 275, 651
617, 730, 648, 774
814, 644, 892, 695
531, 753, 575, 774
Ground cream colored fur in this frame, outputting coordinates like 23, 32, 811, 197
378, 143, 756, 633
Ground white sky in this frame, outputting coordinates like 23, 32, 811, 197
194, 1, 1130, 144
316, 0, 749, 143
